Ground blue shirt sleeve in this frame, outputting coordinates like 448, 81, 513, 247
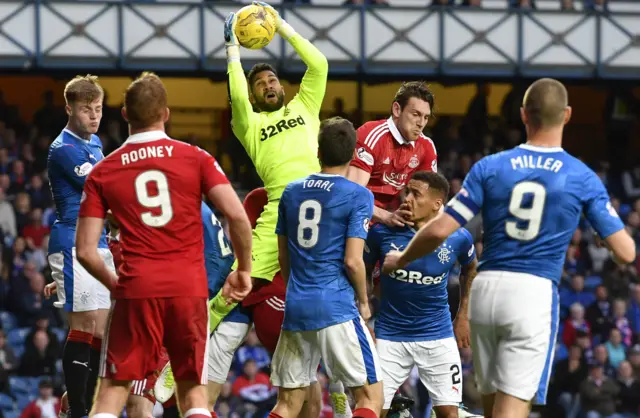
582, 171, 625, 239
275, 187, 288, 236
456, 228, 476, 266
445, 158, 485, 226
347, 187, 374, 240
364, 225, 381, 266
50, 145, 93, 192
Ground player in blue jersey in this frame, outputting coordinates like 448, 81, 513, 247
270, 117, 382, 418
46, 75, 114, 418
382, 78, 636, 418
365, 171, 478, 418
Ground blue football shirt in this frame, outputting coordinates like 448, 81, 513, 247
201, 202, 234, 298
445, 144, 625, 285
276, 173, 374, 332
365, 224, 475, 342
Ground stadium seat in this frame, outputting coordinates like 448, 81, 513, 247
555, 343, 568, 363
585, 275, 602, 290
0, 311, 18, 331
8, 376, 30, 395
15, 394, 34, 411
0, 393, 14, 410
51, 327, 67, 344
4, 411, 18, 418
27, 377, 43, 395
7, 327, 31, 347
12, 344, 24, 359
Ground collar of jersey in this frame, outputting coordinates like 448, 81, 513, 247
519, 143, 564, 153
126, 130, 167, 144
386, 117, 415, 148
63, 128, 90, 142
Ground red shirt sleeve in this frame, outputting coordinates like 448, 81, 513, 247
417, 136, 438, 172
349, 124, 379, 174
79, 171, 108, 219
198, 147, 230, 194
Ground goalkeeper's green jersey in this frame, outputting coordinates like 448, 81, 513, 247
227, 34, 328, 201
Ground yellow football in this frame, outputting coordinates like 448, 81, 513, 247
234, 4, 276, 50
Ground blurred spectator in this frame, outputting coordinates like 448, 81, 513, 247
231, 359, 275, 410
25, 313, 61, 357
0, 329, 18, 393
552, 345, 587, 418
605, 328, 627, 369
18, 330, 58, 377
13, 193, 31, 236
594, 344, 616, 377
22, 209, 49, 249
621, 166, 640, 201
563, 303, 591, 348
27, 176, 51, 211
10, 161, 27, 194
612, 299, 633, 347
587, 285, 613, 342
18, 379, 60, 418
235, 330, 271, 373
580, 362, 620, 418
215, 382, 243, 418
627, 285, 640, 335
616, 360, 640, 417
0, 187, 17, 238
629, 345, 640, 377
15, 272, 49, 327
0, 149, 10, 175
577, 330, 595, 362
561, 275, 596, 317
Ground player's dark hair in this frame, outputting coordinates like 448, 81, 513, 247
247, 63, 278, 88
124, 72, 167, 130
318, 117, 357, 168
64, 74, 104, 105
411, 171, 449, 200
523, 78, 568, 130
393, 81, 434, 111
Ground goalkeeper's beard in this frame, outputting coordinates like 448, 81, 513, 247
254, 92, 285, 113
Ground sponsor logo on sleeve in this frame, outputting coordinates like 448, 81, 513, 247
74, 162, 93, 177
431, 159, 438, 172
468, 244, 475, 258
356, 147, 374, 166
606, 201, 620, 218
363, 218, 370, 232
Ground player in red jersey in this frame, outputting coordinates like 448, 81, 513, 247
74, 72, 253, 418
347, 82, 437, 228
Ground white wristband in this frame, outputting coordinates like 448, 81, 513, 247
278, 21, 296, 40
226, 45, 240, 62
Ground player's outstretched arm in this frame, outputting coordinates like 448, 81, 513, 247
257, 1, 328, 116
225, 13, 258, 144
76, 216, 118, 291
604, 229, 636, 264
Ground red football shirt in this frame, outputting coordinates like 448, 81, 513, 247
350, 118, 437, 210
79, 131, 229, 299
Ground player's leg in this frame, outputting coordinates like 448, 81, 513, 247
91, 299, 164, 417
320, 317, 383, 418
60, 392, 69, 418
375, 339, 414, 418
206, 306, 252, 411
163, 297, 211, 418
49, 249, 100, 418
490, 274, 558, 418
414, 338, 461, 418
300, 383, 323, 418
126, 387, 155, 418
270, 329, 320, 418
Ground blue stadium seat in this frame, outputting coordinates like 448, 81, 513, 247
8, 376, 30, 395
0, 311, 18, 331
555, 343, 568, 363
51, 327, 67, 344
16, 394, 34, 411
0, 393, 14, 410
28, 377, 42, 395
7, 327, 31, 347
585, 275, 602, 290
12, 344, 24, 359
4, 411, 18, 418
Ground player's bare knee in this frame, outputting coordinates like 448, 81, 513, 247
432, 405, 457, 418
300, 383, 322, 418
92, 308, 110, 339
68, 310, 98, 334
126, 396, 154, 418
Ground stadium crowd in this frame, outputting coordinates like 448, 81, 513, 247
0, 85, 638, 418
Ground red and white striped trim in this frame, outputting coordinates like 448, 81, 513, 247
131, 379, 147, 396
363, 122, 389, 150
201, 299, 210, 385
99, 300, 116, 378
265, 296, 285, 312
421, 134, 437, 156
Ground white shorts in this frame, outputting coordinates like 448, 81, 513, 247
469, 271, 559, 405
48, 247, 114, 312
207, 321, 251, 383
376, 338, 461, 409
270, 317, 380, 389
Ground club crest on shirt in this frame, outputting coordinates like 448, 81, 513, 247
409, 155, 419, 169
74, 162, 93, 177
437, 243, 453, 264
357, 147, 374, 166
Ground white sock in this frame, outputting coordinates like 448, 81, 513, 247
92, 414, 118, 418
329, 381, 345, 394
184, 408, 212, 418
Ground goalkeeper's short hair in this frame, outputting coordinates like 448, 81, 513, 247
247, 63, 278, 88
318, 117, 356, 168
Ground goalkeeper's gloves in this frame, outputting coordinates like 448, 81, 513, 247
224, 12, 240, 61
253, 1, 296, 40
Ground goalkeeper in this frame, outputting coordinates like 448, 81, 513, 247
210, 2, 327, 332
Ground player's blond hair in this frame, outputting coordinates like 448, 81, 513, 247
522, 78, 568, 130
64, 75, 104, 105
124, 72, 168, 129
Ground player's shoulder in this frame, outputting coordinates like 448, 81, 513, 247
417, 133, 437, 154
450, 227, 473, 244
356, 119, 390, 144
90, 134, 102, 147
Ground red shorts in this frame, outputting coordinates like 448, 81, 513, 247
130, 349, 169, 403
101, 297, 208, 383
252, 294, 285, 354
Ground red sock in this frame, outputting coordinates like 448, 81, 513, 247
91, 337, 102, 352
268, 413, 283, 418
353, 408, 378, 418
67, 329, 93, 344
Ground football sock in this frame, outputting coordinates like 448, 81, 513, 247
183, 408, 212, 418
329, 381, 345, 394
353, 408, 377, 418
208, 290, 238, 332
85, 337, 102, 410
268, 413, 283, 418
63, 330, 93, 418
92, 414, 117, 418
